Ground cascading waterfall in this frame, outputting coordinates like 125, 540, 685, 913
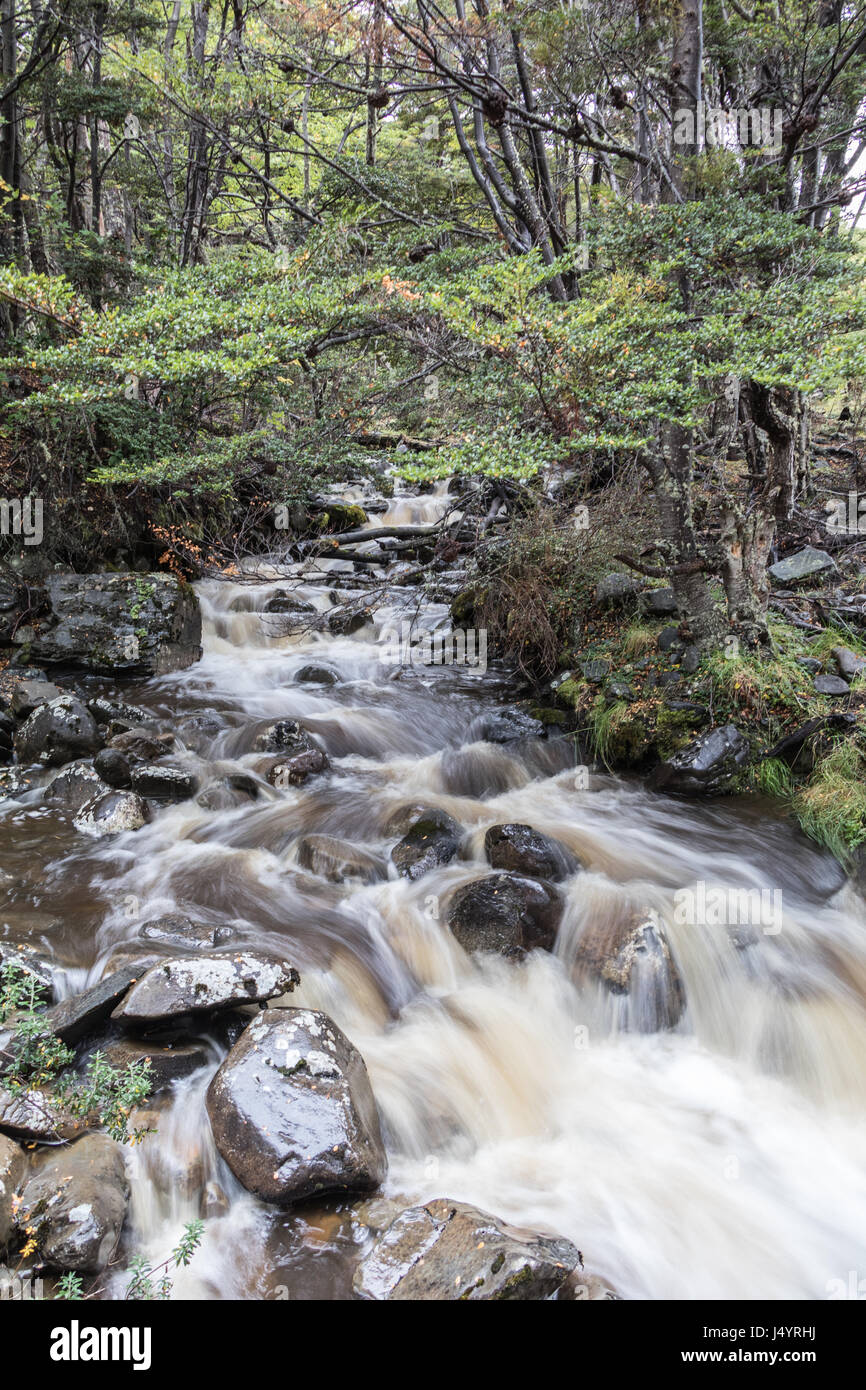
3, 477, 866, 1300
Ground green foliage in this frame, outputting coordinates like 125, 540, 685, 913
0, 963, 152, 1144
125, 1222, 205, 1301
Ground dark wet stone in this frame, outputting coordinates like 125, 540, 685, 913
196, 775, 259, 810
295, 664, 338, 685
474, 708, 545, 744
112, 952, 299, 1025
328, 608, 370, 636
139, 914, 236, 951
0, 1135, 26, 1247
130, 762, 199, 801
581, 659, 611, 683
353, 1198, 580, 1301
267, 748, 330, 787
74, 789, 149, 836
44, 761, 108, 812
650, 724, 750, 796
262, 591, 316, 615
41, 967, 143, 1046
27, 572, 201, 676
573, 910, 685, 1031
14, 1134, 128, 1272
657, 627, 683, 652
14, 696, 102, 768
297, 834, 386, 884
447, 873, 563, 957
392, 809, 462, 880
255, 720, 313, 754
93, 747, 133, 789
8, 678, 66, 718
86, 697, 151, 729
206, 1007, 386, 1204
90, 1037, 210, 1093
484, 823, 577, 881
679, 645, 700, 674
108, 728, 174, 761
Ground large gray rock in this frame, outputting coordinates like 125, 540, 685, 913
391, 809, 462, 880
0, 1134, 26, 1248
484, 823, 577, 881
14, 1134, 128, 1272
447, 873, 563, 957
573, 910, 685, 1031
129, 762, 199, 801
595, 573, 640, 607
473, 709, 545, 744
0, 1085, 82, 1142
649, 724, 750, 796
353, 1198, 580, 1301
14, 696, 102, 768
112, 952, 299, 1025
206, 1007, 386, 1204
26, 572, 202, 676
768, 547, 838, 585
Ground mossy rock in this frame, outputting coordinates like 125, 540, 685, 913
318, 503, 369, 532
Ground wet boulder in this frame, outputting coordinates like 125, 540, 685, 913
297, 834, 386, 884
572, 909, 685, 1031
0, 1085, 83, 1142
74, 789, 149, 836
40, 967, 143, 1046
108, 727, 174, 761
206, 1007, 386, 1204
14, 696, 102, 768
8, 677, 66, 718
26, 572, 202, 676
92, 747, 133, 789
255, 719, 314, 755
87, 697, 152, 730
139, 914, 236, 951
328, 608, 371, 636
196, 772, 259, 811
0, 1134, 26, 1248
129, 762, 199, 801
14, 1134, 128, 1272
649, 724, 750, 796
266, 748, 330, 787
391, 809, 462, 880
484, 823, 577, 881
111, 952, 299, 1025
87, 1037, 210, 1094
44, 760, 108, 813
353, 1198, 580, 1301
295, 664, 338, 686
262, 590, 317, 615
473, 708, 545, 745
447, 873, 563, 957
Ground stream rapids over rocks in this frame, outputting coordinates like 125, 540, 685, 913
3, 478, 866, 1301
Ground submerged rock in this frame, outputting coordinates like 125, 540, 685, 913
112, 952, 299, 1025
447, 873, 563, 957
14, 1134, 128, 1272
92, 747, 133, 788
650, 724, 750, 796
391, 809, 462, 880
297, 834, 386, 883
206, 1007, 386, 1204
353, 1198, 580, 1301
266, 748, 330, 787
484, 823, 576, 881
573, 909, 685, 1031
14, 696, 102, 768
25, 572, 202, 676
295, 664, 338, 685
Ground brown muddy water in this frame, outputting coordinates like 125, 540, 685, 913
2, 482, 866, 1300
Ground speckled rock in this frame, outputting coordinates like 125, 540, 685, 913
111, 952, 299, 1025
14, 696, 102, 768
353, 1198, 580, 1300
14, 1134, 128, 1272
206, 1007, 386, 1204
74, 789, 149, 836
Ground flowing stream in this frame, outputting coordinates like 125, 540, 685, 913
3, 478, 866, 1300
